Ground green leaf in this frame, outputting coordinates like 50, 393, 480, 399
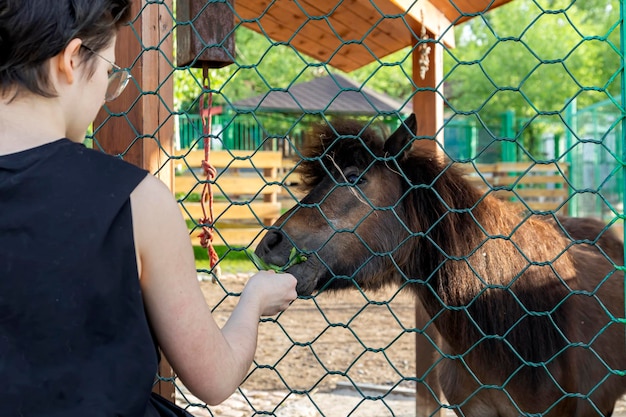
246, 248, 307, 272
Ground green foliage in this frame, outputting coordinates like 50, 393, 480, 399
443, 0, 620, 156
194, 245, 256, 274
174, 1, 620, 159
246, 247, 307, 272
174, 28, 320, 112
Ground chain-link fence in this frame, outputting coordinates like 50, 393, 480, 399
91, 1, 626, 416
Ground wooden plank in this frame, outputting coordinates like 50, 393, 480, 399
236, 1, 343, 60
176, 148, 285, 245
459, 162, 570, 214
237, 24, 358, 72
289, 0, 412, 54
494, 162, 567, 172
493, 175, 568, 187
435, 0, 514, 24
518, 201, 569, 212
175, 175, 283, 196
512, 188, 569, 198
470, 176, 567, 187
180, 202, 282, 222
174, 149, 284, 170
458, 162, 557, 170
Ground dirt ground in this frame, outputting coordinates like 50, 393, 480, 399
189, 271, 420, 416
201, 272, 418, 394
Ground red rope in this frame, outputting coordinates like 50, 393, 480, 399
198, 65, 219, 270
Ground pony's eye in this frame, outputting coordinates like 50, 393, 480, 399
346, 173, 364, 185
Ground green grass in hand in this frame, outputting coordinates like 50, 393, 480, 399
246, 247, 307, 272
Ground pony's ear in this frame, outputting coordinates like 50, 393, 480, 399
384, 114, 417, 158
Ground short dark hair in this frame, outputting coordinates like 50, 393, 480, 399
0, 0, 133, 99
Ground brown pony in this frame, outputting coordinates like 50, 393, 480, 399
255, 114, 626, 417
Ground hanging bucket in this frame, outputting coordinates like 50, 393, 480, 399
176, 0, 236, 68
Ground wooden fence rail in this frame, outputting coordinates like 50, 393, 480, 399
174, 149, 289, 248
174, 152, 571, 249
460, 161, 570, 213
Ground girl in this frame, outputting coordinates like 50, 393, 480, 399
0, 1, 298, 415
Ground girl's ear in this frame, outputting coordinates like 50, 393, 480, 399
57, 38, 83, 85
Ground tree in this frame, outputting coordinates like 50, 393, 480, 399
442, 0, 621, 158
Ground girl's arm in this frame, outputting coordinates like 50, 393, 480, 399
130, 175, 297, 405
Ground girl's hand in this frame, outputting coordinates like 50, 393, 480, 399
241, 270, 297, 316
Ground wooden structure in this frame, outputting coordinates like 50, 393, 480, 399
174, 149, 288, 247
236, 0, 514, 71
176, 0, 235, 68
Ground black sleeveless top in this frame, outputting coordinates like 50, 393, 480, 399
0, 139, 160, 416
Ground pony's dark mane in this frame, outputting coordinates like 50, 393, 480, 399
397, 145, 578, 380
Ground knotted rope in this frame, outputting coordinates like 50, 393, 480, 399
198, 65, 220, 272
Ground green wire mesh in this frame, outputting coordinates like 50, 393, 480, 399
89, 0, 626, 416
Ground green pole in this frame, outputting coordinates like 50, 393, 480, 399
501, 110, 516, 162
565, 98, 577, 217
223, 109, 235, 150
469, 122, 477, 161
619, 1, 626, 324
621, 1, 626, 241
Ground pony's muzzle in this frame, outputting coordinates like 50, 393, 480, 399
255, 230, 291, 267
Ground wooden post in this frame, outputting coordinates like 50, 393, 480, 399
413, 37, 444, 148
93, 0, 176, 402
412, 33, 446, 417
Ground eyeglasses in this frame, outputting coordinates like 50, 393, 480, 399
81, 45, 132, 101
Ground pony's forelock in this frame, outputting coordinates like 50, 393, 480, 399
297, 119, 385, 190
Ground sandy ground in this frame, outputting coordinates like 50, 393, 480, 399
201, 272, 418, 393
169, 272, 626, 417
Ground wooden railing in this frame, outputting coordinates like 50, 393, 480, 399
174, 149, 289, 248
460, 161, 570, 213
174, 153, 570, 248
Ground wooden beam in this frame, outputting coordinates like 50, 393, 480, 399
93, 0, 176, 402
180, 202, 282, 223
436, 0, 514, 24
174, 149, 285, 170
175, 175, 283, 196
412, 32, 446, 417
387, 0, 455, 48
411, 32, 445, 151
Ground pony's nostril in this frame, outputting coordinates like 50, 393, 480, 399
264, 230, 283, 249
255, 230, 290, 267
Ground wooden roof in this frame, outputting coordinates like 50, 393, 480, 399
231, 73, 412, 115
235, 0, 514, 72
